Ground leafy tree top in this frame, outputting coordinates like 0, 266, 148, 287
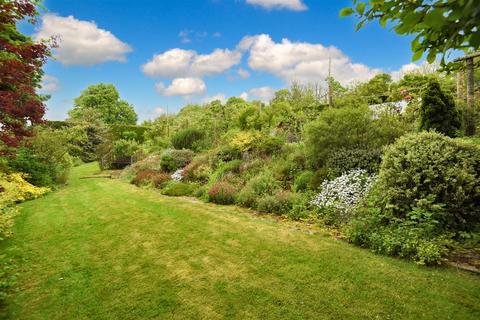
69, 83, 138, 126
341, 0, 480, 69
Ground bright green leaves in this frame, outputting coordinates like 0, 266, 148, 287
339, 7, 354, 17
424, 9, 445, 30
340, 0, 480, 71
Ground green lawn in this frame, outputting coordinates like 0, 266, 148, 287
1, 163, 479, 319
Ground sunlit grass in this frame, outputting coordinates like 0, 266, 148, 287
1, 163, 479, 319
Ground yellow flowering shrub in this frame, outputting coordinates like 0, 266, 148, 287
229, 131, 261, 152
0, 173, 50, 240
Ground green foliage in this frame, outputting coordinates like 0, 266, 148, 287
110, 124, 148, 143
326, 146, 382, 175
69, 84, 137, 125
10, 128, 73, 186
207, 181, 237, 205
419, 80, 461, 137
293, 171, 314, 192
343, 0, 480, 69
161, 181, 197, 197
112, 139, 140, 158
236, 171, 280, 208
160, 149, 194, 172
257, 191, 299, 215
377, 131, 480, 231
171, 128, 205, 151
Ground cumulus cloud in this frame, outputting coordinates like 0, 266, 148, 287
34, 14, 131, 66
202, 93, 227, 104
39, 75, 60, 93
155, 78, 206, 96
142, 48, 241, 78
238, 34, 380, 85
247, 86, 276, 103
237, 68, 251, 79
390, 62, 438, 81
245, 0, 307, 11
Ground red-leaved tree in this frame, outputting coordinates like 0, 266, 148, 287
0, 0, 54, 149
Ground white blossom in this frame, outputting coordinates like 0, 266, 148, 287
171, 169, 184, 182
311, 169, 376, 212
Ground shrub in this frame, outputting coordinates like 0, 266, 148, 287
377, 131, 480, 232
208, 182, 236, 205
171, 128, 205, 151
253, 134, 285, 156
293, 171, 314, 192
160, 149, 194, 172
420, 80, 461, 137
161, 181, 197, 196
183, 156, 212, 183
257, 191, 298, 215
326, 146, 382, 175
305, 107, 405, 168
112, 139, 140, 158
236, 171, 280, 208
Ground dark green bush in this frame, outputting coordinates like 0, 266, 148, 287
171, 128, 205, 151
293, 170, 314, 192
420, 80, 461, 137
160, 149, 194, 172
161, 181, 197, 196
345, 131, 480, 264
377, 131, 480, 231
326, 146, 382, 175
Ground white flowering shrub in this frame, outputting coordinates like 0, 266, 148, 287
171, 169, 184, 182
311, 169, 376, 214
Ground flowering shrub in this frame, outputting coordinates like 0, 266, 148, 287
171, 169, 184, 182
311, 169, 376, 214
208, 182, 236, 205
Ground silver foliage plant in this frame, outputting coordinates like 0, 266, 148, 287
311, 169, 376, 212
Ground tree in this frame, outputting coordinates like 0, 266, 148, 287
0, 0, 54, 149
341, 0, 480, 69
419, 80, 461, 137
69, 84, 137, 125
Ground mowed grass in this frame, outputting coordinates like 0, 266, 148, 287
1, 163, 479, 319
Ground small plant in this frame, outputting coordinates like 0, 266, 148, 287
236, 171, 280, 208
293, 170, 314, 192
160, 149, 194, 172
257, 191, 298, 215
161, 181, 197, 197
208, 182, 236, 205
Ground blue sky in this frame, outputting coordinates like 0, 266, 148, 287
29, 0, 420, 122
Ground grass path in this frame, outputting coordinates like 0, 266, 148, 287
1, 163, 479, 319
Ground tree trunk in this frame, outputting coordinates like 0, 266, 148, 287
465, 58, 476, 136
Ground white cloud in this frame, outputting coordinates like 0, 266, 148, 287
35, 14, 131, 66
245, 0, 307, 11
202, 93, 227, 104
39, 75, 60, 93
237, 68, 251, 79
179, 30, 192, 43
155, 78, 206, 96
142, 48, 241, 78
238, 34, 380, 85
248, 86, 276, 103
239, 92, 249, 100
390, 62, 438, 81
